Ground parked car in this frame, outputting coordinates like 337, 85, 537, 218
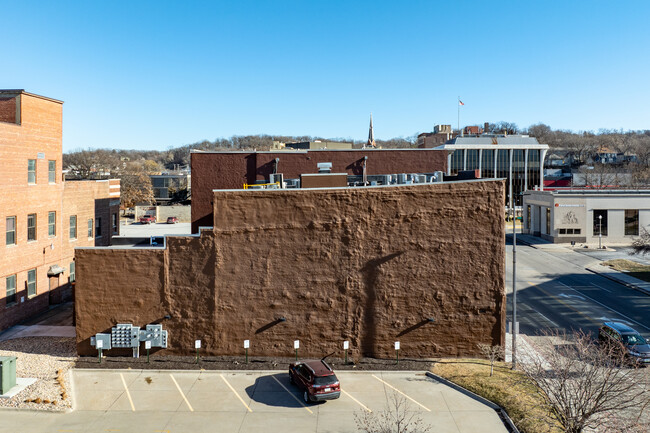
598, 322, 650, 366
166, 216, 179, 224
139, 215, 156, 224
289, 359, 340, 403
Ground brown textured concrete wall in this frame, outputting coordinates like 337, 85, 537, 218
191, 150, 448, 233
76, 180, 505, 359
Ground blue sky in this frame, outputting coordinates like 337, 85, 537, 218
2, 1, 649, 151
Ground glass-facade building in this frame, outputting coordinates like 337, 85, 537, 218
436, 135, 548, 206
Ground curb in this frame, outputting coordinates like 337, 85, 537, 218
586, 266, 650, 296
425, 372, 520, 433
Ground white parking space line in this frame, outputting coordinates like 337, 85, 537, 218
371, 375, 431, 412
119, 373, 135, 412
341, 389, 372, 412
169, 374, 194, 412
219, 374, 253, 413
558, 281, 650, 332
270, 375, 313, 414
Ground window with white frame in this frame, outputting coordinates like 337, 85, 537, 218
27, 213, 37, 241
69, 215, 77, 239
28, 159, 36, 184
5, 275, 16, 305
6, 216, 16, 245
48, 211, 56, 236
48, 160, 56, 183
27, 269, 36, 297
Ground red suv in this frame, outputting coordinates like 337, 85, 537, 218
140, 215, 156, 224
289, 359, 340, 403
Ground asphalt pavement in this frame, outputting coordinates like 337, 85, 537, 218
505, 233, 650, 340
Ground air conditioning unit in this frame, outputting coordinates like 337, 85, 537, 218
270, 173, 284, 187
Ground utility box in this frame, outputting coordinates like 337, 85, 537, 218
0, 356, 17, 395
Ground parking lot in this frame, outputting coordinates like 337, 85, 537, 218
0, 370, 508, 433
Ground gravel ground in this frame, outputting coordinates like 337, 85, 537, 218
0, 337, 76, 412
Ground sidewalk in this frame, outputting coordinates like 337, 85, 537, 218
586, 263, 650, 296
0, 302, 75, 342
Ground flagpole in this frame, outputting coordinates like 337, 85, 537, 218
457, 96, 460, 133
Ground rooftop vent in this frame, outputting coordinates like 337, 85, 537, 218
317, 162, 333, 173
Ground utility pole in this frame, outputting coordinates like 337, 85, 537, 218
509, 152, 517, 370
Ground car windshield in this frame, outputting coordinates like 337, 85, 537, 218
622, 334, 647, 346
314, 375, 338, 386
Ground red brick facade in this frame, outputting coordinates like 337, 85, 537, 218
0, 90, 120, 331
191, 149, 448, 232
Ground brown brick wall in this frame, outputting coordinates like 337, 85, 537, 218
191, 150, 448, 232
75, 180, 505, 359
0, 91, 120, 331
0, 97, 17, 124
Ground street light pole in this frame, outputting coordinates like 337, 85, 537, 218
598, 215, 603, 249
509, 154, 517, 370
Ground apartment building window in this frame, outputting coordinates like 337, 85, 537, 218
625, 210, 639, 236
27, 269, 36, 297
5, 275, 17, 305
87, 219, 93, 238
28, 159, 36, 184
69, 215, 77, 239
112, 213, 118, 234
6, 216, 16, 245
546, 208, 551, 234
48, 211, 56, 236
27, 213, 37, 241
593, 210, 608, 236
96, 218, 102, 237
69, 262, 75, 283
48, 160, 56, 183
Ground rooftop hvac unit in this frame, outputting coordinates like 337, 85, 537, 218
432, 171, 444, 183
269, 173, 284, 187
284, 178, 300, 188
317, 162, 333, 173
397, 173, 407, 184
414, 174, 427, 184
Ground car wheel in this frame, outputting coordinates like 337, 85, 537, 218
303, 390, 310, 403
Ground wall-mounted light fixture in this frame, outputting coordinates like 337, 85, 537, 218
164, 315, 172, 320
427, 317, 435, 323
277, 317, 286, 322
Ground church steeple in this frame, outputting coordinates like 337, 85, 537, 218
366, 113, 376, 148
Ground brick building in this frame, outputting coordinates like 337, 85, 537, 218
0, 90, 120, 332
190, 148, 447, 232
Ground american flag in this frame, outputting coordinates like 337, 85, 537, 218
458, 100, 465, 106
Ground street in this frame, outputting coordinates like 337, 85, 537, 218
505, 235, 650, 340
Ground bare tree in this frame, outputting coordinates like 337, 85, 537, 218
518, 330, 650, 433
118, 167, 154, 212
631, 227, 650, 255
354, 391, 431, 433
477, 343, 504, 377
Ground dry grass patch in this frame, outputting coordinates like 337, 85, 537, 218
602, 259, 650, 283
431, 358, 561, 433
